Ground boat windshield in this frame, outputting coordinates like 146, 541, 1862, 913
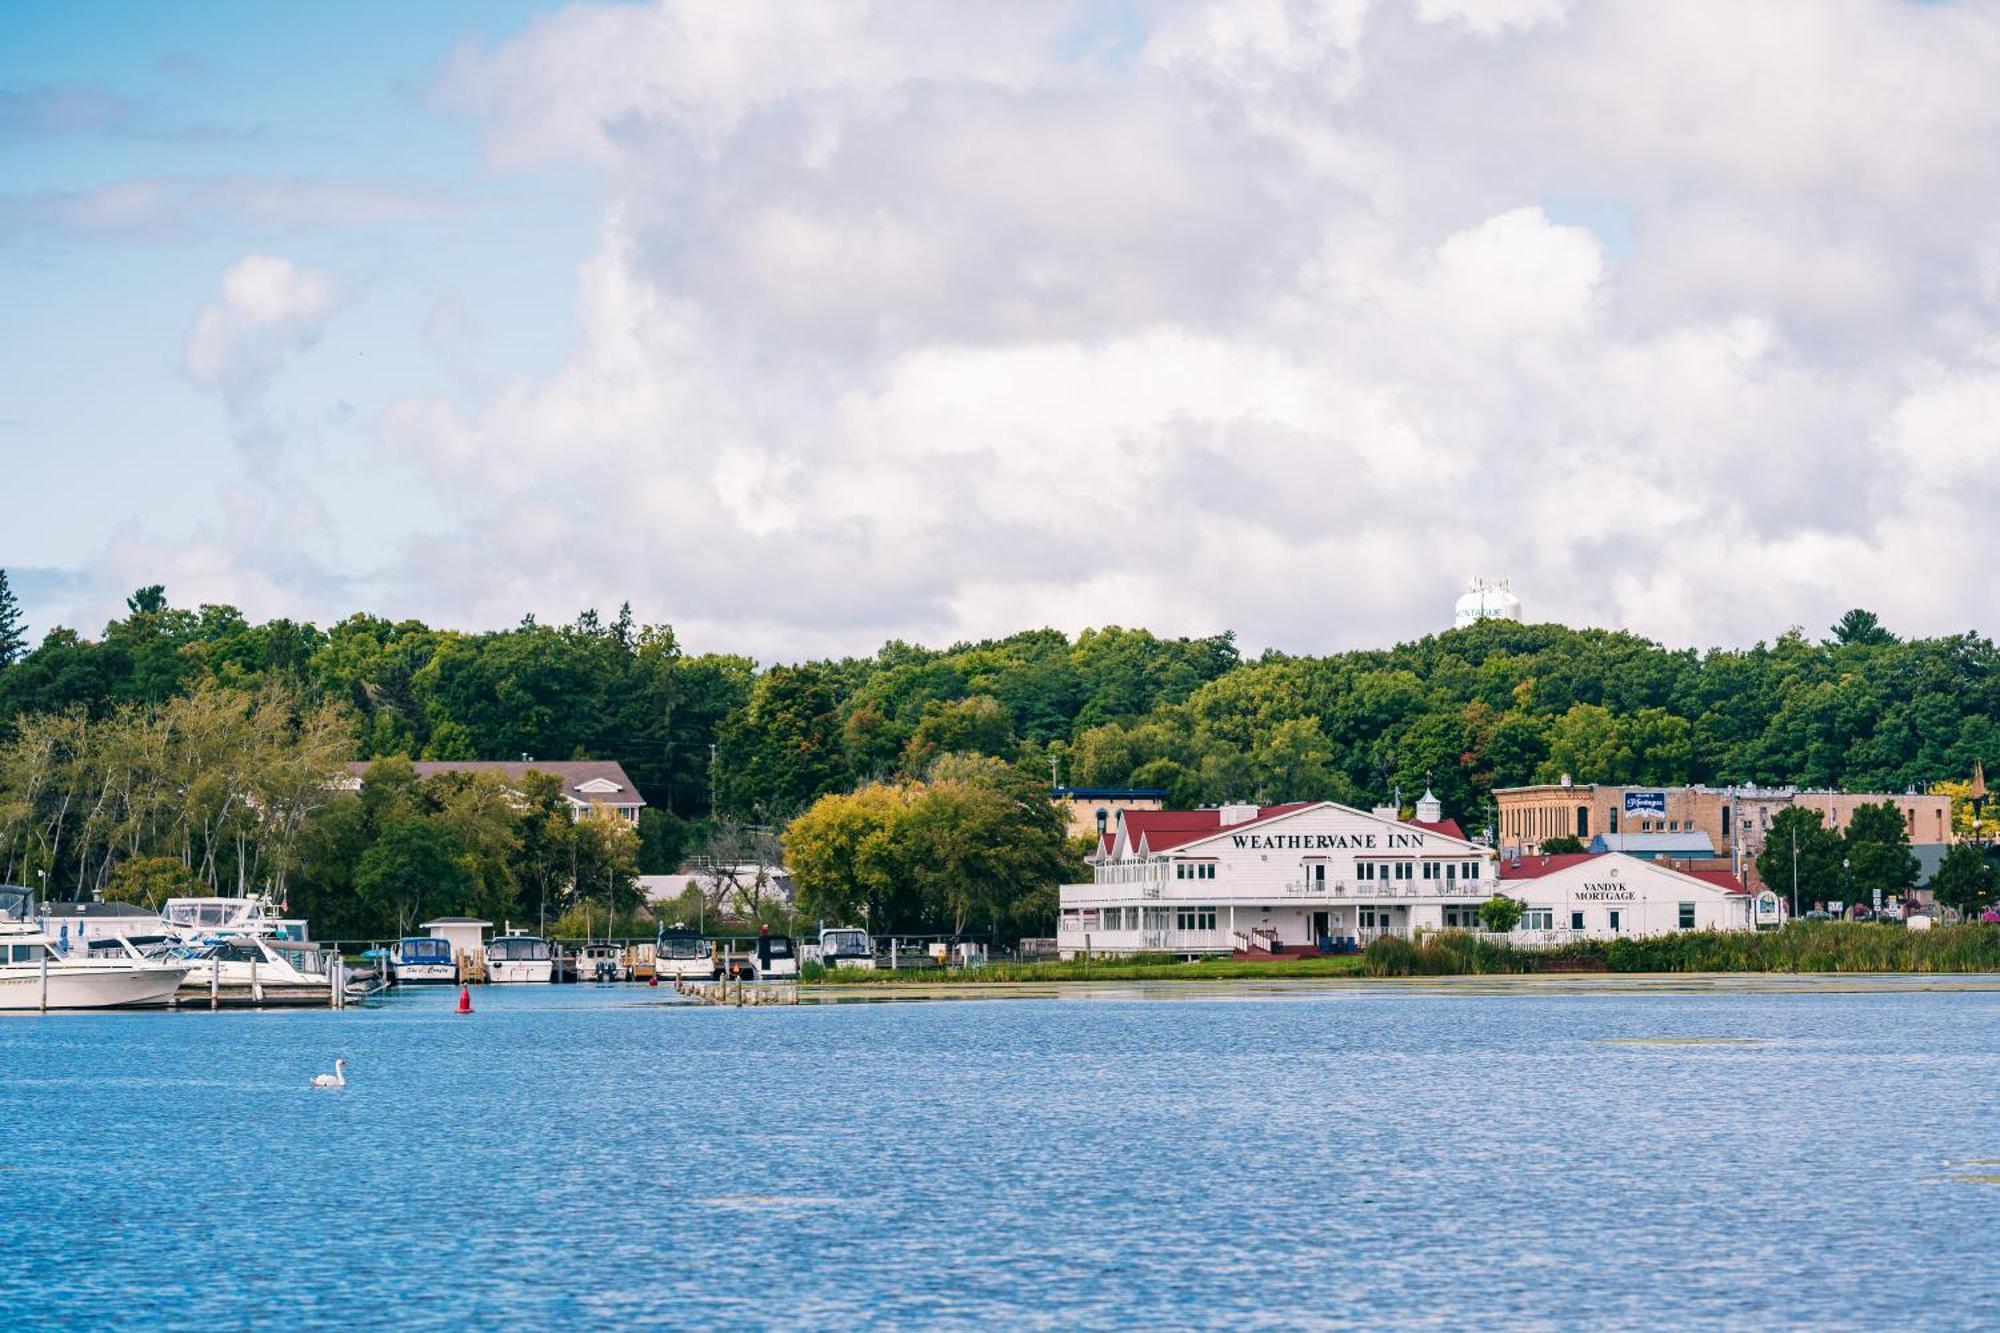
657, 933, 708, 960
489, 937, 551, 961
400, 939, 451, 962
5, 941, 52, 964
823, 929, 870, 956
0, 888, 30, 920
765, 936, 796, 959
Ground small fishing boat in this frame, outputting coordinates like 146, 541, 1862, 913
485, 931, 554, 984
391, 936, 457, 985
576, 941, 626, 983
0, 923, 192, 1011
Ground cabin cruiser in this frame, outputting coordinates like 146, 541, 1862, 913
0, 922, 191, 1010
815, 927, 877, 971
485, 931, 554, 984
127, 934, 339, 1005
654, 927, 714, 982
391, 937, 457, 985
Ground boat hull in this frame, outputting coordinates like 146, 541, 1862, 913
0, 963, 191, 1011
391, 963, 458, 985
486, 960, 553, 984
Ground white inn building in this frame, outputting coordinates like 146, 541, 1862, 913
1058, 795, 1775, 959
1058, 791, 1494, 958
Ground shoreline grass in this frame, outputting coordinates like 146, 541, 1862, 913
809, 923, 2000, 986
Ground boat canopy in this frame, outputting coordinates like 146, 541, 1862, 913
397, 938, 452, 962
656, 930, 709, 959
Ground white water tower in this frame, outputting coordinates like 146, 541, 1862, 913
1454, 577, 1522, 630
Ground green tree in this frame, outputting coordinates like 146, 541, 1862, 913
1928, 843, 1995, 917
1478, 894, 1525, 933
1538, 836, 1586, 854
717, 663, 850, 820
0, 569, 25, 667
105, 854, 198, 909
1753, 807, 1844, 909
355, 818, 473, 936
1830, 609, 1897, 647
1842, 801, 1920, 905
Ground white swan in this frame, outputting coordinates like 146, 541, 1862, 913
311, 1058, 347, 1089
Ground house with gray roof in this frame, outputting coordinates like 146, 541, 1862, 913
342, 760, 647, 824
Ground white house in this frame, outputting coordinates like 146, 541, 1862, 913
1058, 792, 1495, 958
1496, 851, 1776, 941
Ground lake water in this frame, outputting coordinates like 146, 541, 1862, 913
4, 981, 1999, 1329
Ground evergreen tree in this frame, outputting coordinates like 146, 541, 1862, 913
0, 569, 23, 667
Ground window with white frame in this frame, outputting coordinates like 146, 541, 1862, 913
1175, 906, 1217, 932
1395, 862, 1413, 881
1358, 862, 1376, 881
1521, 908, 1554, 930
1678, 902, 1696, 930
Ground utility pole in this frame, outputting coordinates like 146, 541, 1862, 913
709, 742, 719, 815
1790, 826, 1798, 922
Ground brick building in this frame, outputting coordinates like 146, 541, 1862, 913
1493, 779, 1953, 891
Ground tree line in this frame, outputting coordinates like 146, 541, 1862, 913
1, 575, 1995, 937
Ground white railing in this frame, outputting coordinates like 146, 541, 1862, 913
1271, 879, 1494, 900
1057, 926, 1226, 953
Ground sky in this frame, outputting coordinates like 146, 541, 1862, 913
5, 0, 2000, 663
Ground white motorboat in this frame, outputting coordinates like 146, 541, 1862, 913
654, 927, 714, 982
390, 936, 457, 985
815, 927, 877, 971
576, 941, 626, 983
485, 931, 554, 984
0, 923, 191, 1011
158, 935, 338, 1004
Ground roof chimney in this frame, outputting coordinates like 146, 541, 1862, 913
1219, 803, 1260, 827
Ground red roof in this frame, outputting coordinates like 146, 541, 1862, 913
1115, 802, 1480, 855
1677, 867, 1751, 895
1498, 851, 1749, 894
1120, 804, 1314, 853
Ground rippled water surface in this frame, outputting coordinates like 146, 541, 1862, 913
4, 983, 1999, 1329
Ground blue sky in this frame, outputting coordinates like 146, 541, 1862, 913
5, 1, 2000, 660
3, 0, 589, 626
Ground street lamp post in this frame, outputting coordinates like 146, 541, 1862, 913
1842, 856, 1851, 919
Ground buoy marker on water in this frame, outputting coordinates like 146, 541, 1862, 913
457, 985, 472, 1015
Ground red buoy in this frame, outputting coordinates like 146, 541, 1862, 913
457, 985, 472, 1014
648, 975, 658, 987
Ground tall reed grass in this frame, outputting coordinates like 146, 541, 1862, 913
1361, 923, 2000, 977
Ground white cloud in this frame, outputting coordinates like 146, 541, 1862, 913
105, 0, 2000, 660
182, 253, 338, 404
1413, 0, 1570, 38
